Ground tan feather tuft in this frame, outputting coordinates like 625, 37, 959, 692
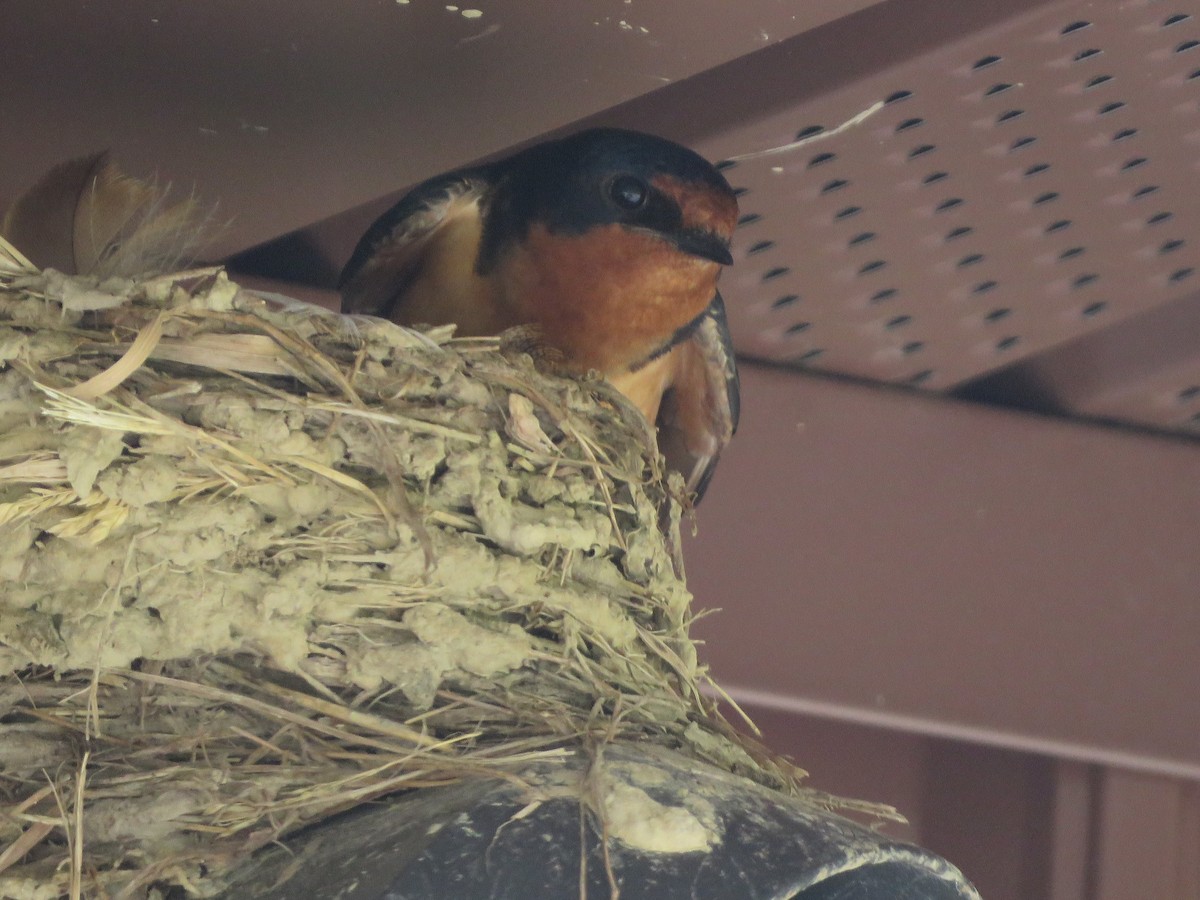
1, 153, 106, 273
1, 153, 217, 277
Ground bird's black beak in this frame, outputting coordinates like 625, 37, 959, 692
669, 228, 734, 266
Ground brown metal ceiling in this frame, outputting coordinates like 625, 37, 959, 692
701, 0, 1200, 437
0, 0, 871, 259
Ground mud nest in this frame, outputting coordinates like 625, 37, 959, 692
0, 228, 854, 899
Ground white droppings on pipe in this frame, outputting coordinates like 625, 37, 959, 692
602, 779, 717, 854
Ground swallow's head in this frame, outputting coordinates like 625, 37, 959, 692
482, 128, 738, 270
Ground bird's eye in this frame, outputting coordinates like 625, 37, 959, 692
609, 175, 649, 211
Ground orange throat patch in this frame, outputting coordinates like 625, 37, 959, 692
500, 222, 722, 377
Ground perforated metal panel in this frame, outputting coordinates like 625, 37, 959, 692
711, 0, 1200, 434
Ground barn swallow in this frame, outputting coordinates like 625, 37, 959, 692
339, 127, 739, 500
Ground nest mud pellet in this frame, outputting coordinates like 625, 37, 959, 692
0, 240, 882, 899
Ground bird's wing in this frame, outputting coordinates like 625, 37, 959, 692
656, 291, 740, 501
339, 172, 490, 319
